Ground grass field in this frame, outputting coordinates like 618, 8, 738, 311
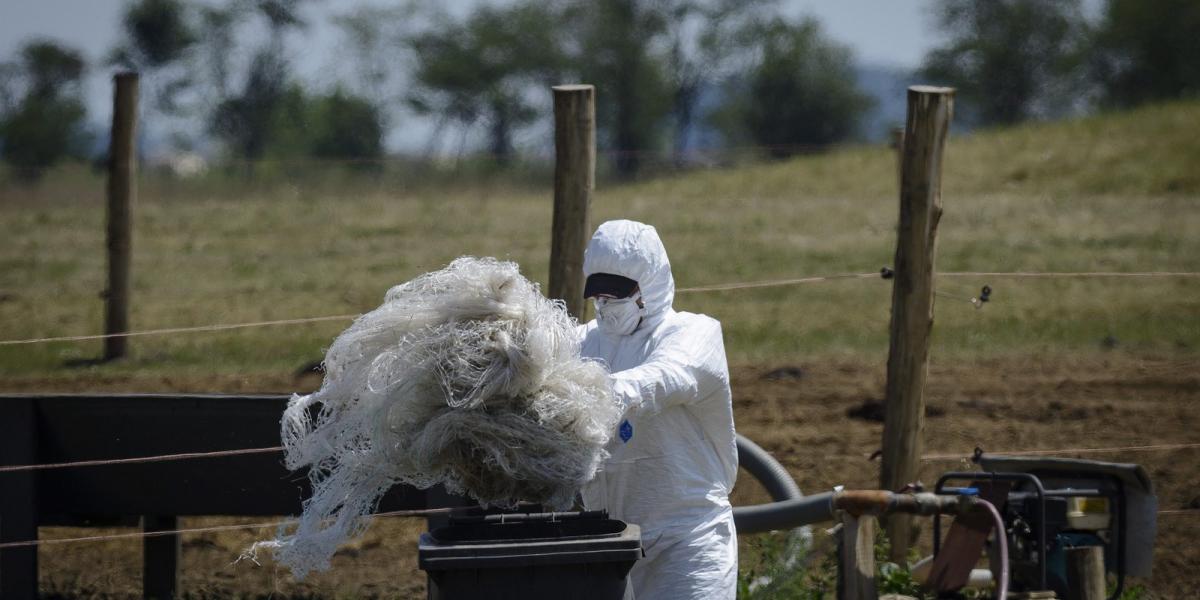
2, 99, 1199, 598
2, 100, 1198, 384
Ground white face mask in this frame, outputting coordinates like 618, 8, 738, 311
594, 295, 644, 336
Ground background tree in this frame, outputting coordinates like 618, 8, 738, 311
563, 0, 798, 173
407, 1, 565, 165
208, 0, 307, 163
109, 0, 197, 115
196, 3, 241, 105
0, 40, 88, 179
920, 0, 1087, 126
656, 0, 779, 163
211, 81, 384, 167
309, 90, 384, 164
332, 4, 421, 112
1090, 0, 1200, 108
401, 0, 805, 174
718, 17, 871, 158
210, 49, 288, 162
564, 0, 672, 177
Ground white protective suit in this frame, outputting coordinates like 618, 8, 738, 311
579, 220, 739, 599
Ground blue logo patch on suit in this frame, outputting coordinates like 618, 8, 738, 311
619, 419, 633, 443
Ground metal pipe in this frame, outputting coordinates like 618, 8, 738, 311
734, 489, 976, 534
731, 436, 976, 534
835, 490, 968, 517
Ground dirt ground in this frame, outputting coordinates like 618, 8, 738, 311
27, 353, 1200, 598
729, 354, 1200, 599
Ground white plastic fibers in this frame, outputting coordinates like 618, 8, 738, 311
248, 257, 620, 578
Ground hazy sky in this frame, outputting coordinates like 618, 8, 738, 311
1, 0, 941, 149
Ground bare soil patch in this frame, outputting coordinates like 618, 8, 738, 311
729, 354, 1200, 599
22, 354, 1200, 598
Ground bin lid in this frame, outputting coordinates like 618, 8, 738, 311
432, 513, 627, 544
419, 520, 642, 571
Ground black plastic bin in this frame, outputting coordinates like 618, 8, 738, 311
418, 509, 642, 600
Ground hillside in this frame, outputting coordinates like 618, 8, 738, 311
1, 99, 1197, 383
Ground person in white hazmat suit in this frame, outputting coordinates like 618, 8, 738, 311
578, 219, 738, 599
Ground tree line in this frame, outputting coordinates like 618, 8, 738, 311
1, 0, 1198, 181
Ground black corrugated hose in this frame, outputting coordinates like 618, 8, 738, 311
733, 434, 835, 534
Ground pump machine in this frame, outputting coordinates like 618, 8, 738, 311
927, 451, 1157, 598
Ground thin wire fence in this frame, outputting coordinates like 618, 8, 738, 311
2, 492, 1196, 550
2, 436, 1195, 476
2, 247, 1190, 578
0, 445, 285, 474
2, 269, 1196, 347
0, 508, 455, 551
939, 271, 1200, 279
919, 442, 1200, 461
0, 314, 357, 346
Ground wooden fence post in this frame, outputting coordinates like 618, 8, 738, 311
880, 85, 954, 563
142, 515, 180, 600
837, 513, 878, 600
549, 84, 595, 320
105, 72, 139, 361
1066, 546, 1106, 600
0, 397, 38, 600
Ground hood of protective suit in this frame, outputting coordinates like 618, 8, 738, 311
583, 220, 675, 330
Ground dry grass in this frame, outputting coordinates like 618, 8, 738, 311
2, 100, 1198, 385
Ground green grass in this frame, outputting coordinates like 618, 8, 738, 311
1, 100, 1198, 384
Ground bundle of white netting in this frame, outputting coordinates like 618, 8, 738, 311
248, 257, 620, 578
